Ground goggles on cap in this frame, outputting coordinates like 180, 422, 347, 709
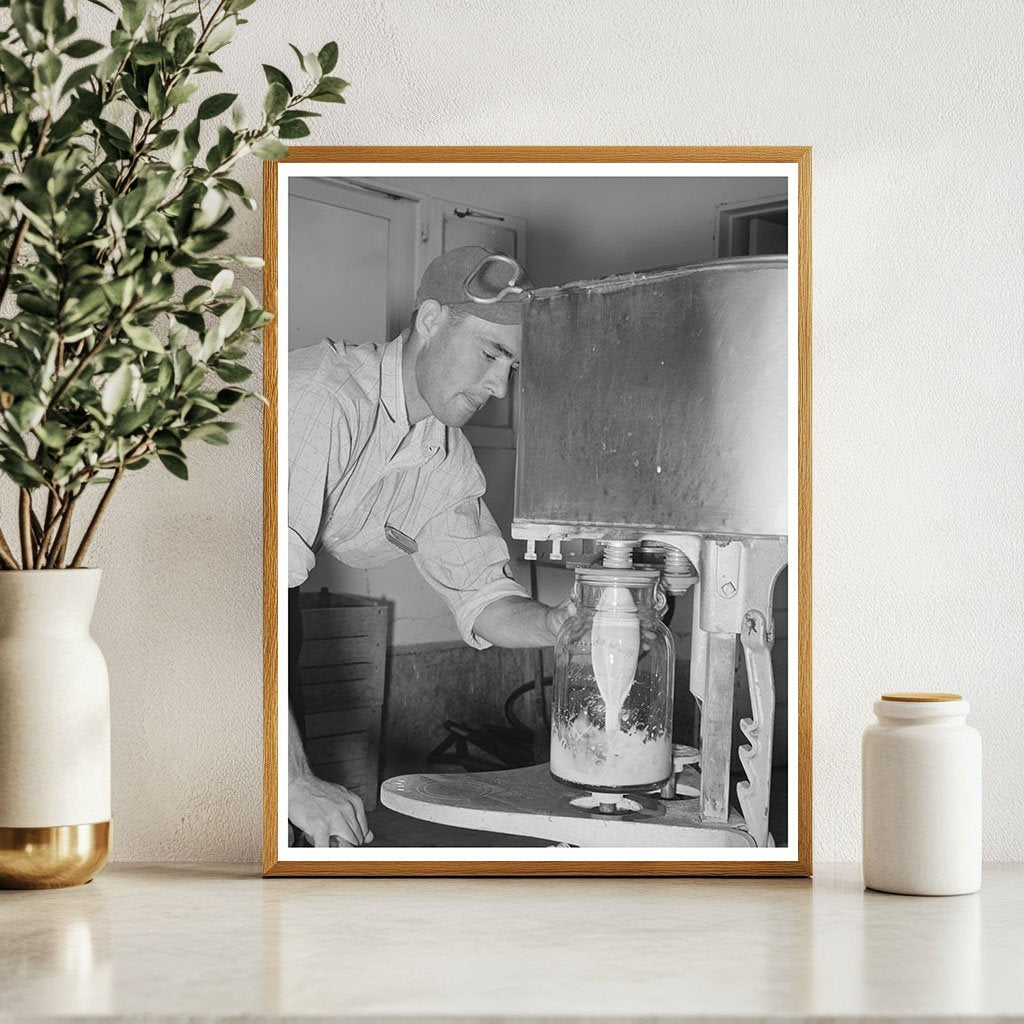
462, 253, 528, 305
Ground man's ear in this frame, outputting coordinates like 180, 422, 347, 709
414, 300, 444, 343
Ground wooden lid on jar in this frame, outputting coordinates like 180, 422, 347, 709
881, 692, 962, 702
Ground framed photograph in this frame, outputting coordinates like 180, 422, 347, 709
263, 147, 812, 877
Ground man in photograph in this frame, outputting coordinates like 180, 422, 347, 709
287, 246, 571, 847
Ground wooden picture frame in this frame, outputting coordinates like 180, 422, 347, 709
263, 147, 812, 877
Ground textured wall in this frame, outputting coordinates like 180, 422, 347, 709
32, 1, 1023, 862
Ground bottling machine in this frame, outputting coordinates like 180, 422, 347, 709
382, 255, 789, 848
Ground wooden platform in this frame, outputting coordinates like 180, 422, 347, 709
380, 764, 755, 848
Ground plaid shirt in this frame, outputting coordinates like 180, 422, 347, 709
288, 337, 527, 648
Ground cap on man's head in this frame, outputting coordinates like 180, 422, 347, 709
415, 245, 533, 326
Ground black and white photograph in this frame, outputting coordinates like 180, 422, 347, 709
266, 152, 810, 874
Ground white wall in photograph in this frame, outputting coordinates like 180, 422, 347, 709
29, 0, 1021, 863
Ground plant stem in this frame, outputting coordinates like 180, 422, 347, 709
29, 507, 43, 547
36, 486, 66, 566
18, 489, 34, 569
70, 466, 124, 568
0, 216, 30, 311
46, 298, 140, 413
0, 113, 52, 310
0, 527, 19, 570
45, 491, 79, 569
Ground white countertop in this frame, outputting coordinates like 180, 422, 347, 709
2, 862, 1021, 1022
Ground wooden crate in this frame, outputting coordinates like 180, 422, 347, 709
298, 589, 388, 811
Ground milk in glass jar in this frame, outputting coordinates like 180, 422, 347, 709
550, 568, 675, 793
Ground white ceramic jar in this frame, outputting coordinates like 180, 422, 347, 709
862, 693, 981, 896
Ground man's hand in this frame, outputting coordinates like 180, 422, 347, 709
544, 593, 577, 641
289, 771, 374, 847
473, 594, 578, 648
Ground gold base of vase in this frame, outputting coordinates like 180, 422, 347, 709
0, 821, 110, 889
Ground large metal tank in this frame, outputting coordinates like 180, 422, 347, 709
513, 256, 788, 540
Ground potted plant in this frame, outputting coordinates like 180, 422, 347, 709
0, 0, 346, 887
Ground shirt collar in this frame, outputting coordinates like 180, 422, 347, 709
379, 335, 448, 458
378, 335, 408, 430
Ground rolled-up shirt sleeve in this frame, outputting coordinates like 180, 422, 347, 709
287, 382, 352, 589
413, 494, 528, 650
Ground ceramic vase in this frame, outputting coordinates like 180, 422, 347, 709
862, 692, 982, 896
0, 569, 111, 888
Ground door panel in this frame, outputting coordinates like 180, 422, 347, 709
288, 178, 416, 349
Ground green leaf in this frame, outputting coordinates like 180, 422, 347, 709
156, 359, 173, 391
102, 277, 135, 309
250, 137, 287, 160
217, 295, 246, 339
277, 120, 310, 140
113, 188, 148, 229
112, 405, 151, 435
10, 1, 44, 52
98, 118, 132, 148
318, 75, 349, 93
121, 0, 152, 33
210, 269, 234, 294
181, 365, 206, 391
101, 364, 133, 414
0, 346, 30, 371
38, 51, 62, 86
176, 311, 206, 333
198, 91, 236, 119
0, 422, 30, 457
149, 128, 177, 149
96, 43, 128, 81
9, 399, 45, 432
63, 38, 104, 58
317, 41, 339, 75
158, 452, 188, 479
123, 321, 164, 353
57, 14, 78, 41
17, 292, 58, 317
216, 388, 247, 408
203, 15, 236, 54
264, 81, 288, 118
182, 285, 211, 310
262, 64, 292, 95
42, 0, 66, 33
0, 50, 33, 87
299, 50, 321, 80
132, 42, 168, 66
226, 0, 257, 11
1, 456, 46, 487
189, 423, 230, 445
214, 362, 251, 384
309, 88, 346, 104
166, 82, 199, 107
147, 74, 165, 117
172, 26, 196, 65
34, 421, 70, 449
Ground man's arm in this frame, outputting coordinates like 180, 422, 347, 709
472, 594, 574, 649
287, 381, 371, 846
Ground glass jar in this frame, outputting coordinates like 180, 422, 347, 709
550, 568, 675, 792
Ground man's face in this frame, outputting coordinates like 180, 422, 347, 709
417, 310, 523, 427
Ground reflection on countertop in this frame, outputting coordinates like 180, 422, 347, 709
1, 862, 1021, 1020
